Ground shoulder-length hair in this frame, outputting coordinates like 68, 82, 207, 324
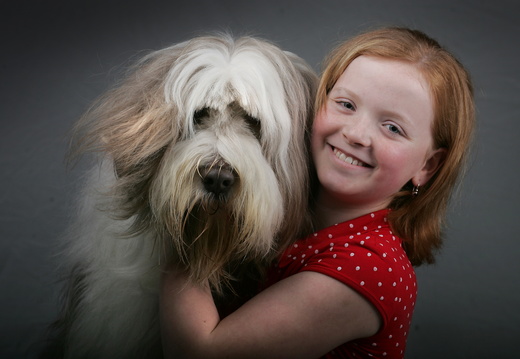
316, 27, 475, 265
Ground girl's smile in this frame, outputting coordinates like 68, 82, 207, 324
332, 146, 372, 168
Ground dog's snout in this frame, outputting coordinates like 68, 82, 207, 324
201, 166, 235, 195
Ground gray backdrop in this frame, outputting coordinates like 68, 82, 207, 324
2, 0, 519, 358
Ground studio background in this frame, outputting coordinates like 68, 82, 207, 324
1, 1, 519, 358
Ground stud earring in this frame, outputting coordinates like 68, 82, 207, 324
412, 183, 420, 196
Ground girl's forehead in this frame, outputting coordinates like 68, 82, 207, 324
336, 56, 430, 97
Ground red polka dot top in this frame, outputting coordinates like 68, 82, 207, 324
266, 209, 417, 358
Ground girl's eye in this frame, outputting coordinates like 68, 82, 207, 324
385, 124, 402, 135
339, 101, 355, 111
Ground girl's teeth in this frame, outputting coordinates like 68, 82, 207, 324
334, 148, 365, 167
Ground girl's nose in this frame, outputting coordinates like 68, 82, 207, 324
342, 116, 372, 147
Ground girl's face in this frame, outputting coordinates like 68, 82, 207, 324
311, 55, 445, 212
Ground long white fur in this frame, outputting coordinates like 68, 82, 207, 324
48, 34, 317, 358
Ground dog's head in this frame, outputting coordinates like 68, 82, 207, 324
71, 34, 318, 290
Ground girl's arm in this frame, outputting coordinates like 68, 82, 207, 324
160, 267, 381, 359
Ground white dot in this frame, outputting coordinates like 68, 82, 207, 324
367, 253, 372, 257
378, 282, 382, 287
355, 266, 361, 271
293, 244, 298, 248
373, 267, 378, 271
314, 249, 319, 254
360, 281, 365, 286
388, 268, 392, 272
380, 296, 384, 300
350, 253, 355, 257
364, 226, 368, 230
349, 223, 354, 228
337, 267, 342, 271
333, 254, 337, 258
344, 243, 349, 247
360, 240, 365, 245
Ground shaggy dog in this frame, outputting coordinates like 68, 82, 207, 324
44, 34, 318, 358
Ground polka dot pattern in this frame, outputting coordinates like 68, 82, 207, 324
267, 209, 417, 359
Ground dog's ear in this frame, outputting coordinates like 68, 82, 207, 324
69, 47, 188, 177
66, 45, 189, 226
274, 51, 319, 247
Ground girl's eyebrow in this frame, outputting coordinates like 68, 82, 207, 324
329, 86, 350, 96
329, 86, 358, 100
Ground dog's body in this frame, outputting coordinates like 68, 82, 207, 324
45, 34, 317, 358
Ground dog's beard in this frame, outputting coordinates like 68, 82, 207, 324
150, 117, 284, 292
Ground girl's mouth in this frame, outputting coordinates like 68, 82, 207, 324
333, 147, 371, 168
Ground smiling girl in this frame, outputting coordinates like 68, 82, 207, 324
160, 27, 475, 358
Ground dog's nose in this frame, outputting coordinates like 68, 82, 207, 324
201, 166, 235, 195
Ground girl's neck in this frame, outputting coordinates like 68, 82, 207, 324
312, 188, 390, 231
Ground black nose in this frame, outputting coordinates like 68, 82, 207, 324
201, 166, 235, 195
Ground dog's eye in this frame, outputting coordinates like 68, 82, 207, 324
245, 114, 261, 139
194, 108, 209, 125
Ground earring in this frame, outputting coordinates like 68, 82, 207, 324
412, 183, 420, 196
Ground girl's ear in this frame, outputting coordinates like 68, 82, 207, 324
412, 147, 447, 186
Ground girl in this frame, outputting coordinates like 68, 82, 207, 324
160, 27, 475, 359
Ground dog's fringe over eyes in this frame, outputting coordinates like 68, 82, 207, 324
44, 33, 318, 359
